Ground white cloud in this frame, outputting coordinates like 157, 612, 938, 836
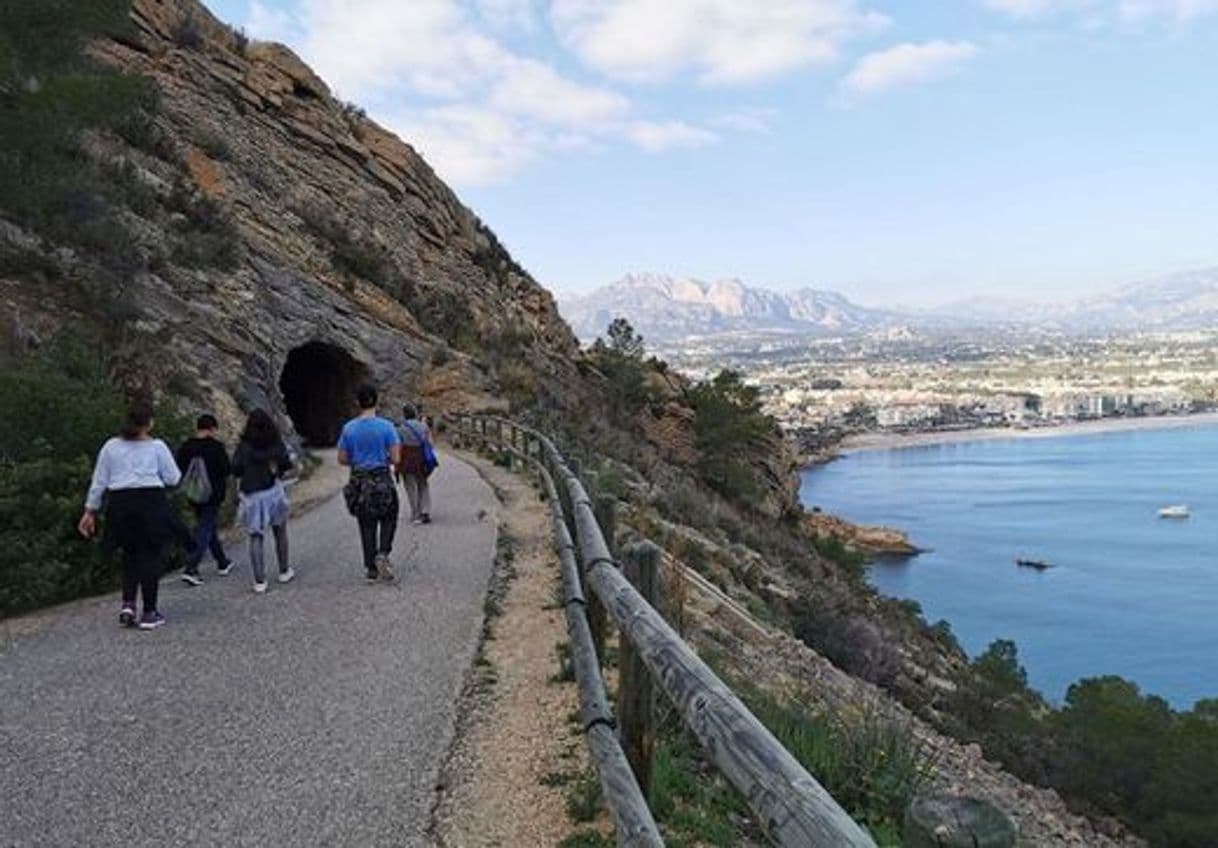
387, 105, 543, 185
242, 0, 628, 185
550, 0, 890, 85
285, 0, 505, 100
1118, 0, 1218, 21
983, 0, 1218, 21
626, 120, 719, 152
840, 40, 979, 97
710, 108, 778, 134
474, 0, 542, 32
983, 0, 1092, 16
243, 0, 794, 186
490, 58, 630, 126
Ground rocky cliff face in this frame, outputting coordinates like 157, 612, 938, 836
3, 0, 582, 444
0, 0, 802, 520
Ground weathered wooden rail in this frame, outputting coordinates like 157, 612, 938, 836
451, 413, 876, 848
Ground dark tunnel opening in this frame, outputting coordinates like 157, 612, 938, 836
279, 342, 368, 447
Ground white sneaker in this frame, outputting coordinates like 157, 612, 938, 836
252, 582, 268, 594
277, 568, 296, 584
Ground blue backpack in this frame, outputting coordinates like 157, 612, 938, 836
404, 421, 438, 476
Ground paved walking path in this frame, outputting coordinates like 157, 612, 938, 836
0, 453, 498, 848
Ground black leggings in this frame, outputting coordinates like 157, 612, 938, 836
120, 545, 161, 613
358, 512, 397, 571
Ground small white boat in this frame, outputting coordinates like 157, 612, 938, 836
1158, 505, 1190, 519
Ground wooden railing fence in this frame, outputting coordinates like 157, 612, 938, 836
451, 414, 876, 848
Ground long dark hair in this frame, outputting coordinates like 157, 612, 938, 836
240, 408, 281, 448
119, 402, 154, 440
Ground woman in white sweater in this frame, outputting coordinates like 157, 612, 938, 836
78, 403, 187, 630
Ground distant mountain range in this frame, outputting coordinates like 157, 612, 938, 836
930, 268, 1218, 331
558, 269, 1218, 342
559, 273, 898, 341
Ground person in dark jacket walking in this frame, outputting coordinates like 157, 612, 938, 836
338, 385, 401, 582
78, 402, 188, 630
176, 413, 232, 585
232, 409, 295, 594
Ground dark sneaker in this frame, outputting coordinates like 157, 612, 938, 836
181, 571, 203, 587
365, 569, 379, 582
421, 514, 431, 525
216, 561, 234, 576
138, 611, 166, 630
119, 605, 136, 628
375, 553, 395, 582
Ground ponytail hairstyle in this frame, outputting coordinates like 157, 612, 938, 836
119, 402, 155, 440
241, 408, 281, 448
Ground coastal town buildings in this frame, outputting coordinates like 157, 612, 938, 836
658, 329, 1216, 438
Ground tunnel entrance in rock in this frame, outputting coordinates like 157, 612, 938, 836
279, 342, 368, 447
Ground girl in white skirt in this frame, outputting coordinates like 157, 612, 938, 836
231, 409, 294, 593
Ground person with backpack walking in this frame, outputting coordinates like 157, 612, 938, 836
396, 402, 437, 524
338, 385, 401, 582
78, 402, 188, 630
232, 409, 295, 594
176, 413, 232, 585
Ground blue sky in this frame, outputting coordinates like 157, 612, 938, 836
206, 1, 1218, 305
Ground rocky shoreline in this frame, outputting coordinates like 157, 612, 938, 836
803, 511, 923, 557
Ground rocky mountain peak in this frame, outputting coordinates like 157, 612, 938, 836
561, 273, 893, 342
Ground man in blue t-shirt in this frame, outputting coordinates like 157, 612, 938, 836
338, 385, 402, 582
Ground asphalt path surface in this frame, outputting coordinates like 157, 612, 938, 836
0, 454, 498, 847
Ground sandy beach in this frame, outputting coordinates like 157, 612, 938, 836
838, 411, 1218, 454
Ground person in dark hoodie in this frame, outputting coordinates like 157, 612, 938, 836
231, 409, 294, 594
176, 413, 232, 585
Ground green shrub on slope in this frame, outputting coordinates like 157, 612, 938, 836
952, 639, 1218, 847
0, 1, 153, 231
0, 338, 188, 616
689, 370, 773, 501
0, 338, 122, 614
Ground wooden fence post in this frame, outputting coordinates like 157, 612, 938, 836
587, 492, 617, 663
620, 540, 662, 797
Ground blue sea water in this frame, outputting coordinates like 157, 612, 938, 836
799, 425, 1218, 708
